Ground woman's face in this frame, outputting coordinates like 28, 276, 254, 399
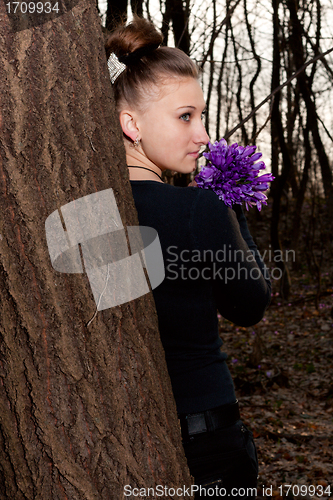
132, 77, 209, 174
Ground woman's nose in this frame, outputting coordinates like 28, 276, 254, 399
194, 120, 210, 146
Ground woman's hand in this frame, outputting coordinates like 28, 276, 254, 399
188, 180, 198, 187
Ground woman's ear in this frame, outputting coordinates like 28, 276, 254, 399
119, 110, 140, 142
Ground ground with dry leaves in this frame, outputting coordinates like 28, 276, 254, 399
218, 200, 333, 500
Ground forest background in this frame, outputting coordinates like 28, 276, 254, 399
101, 0, 333, 495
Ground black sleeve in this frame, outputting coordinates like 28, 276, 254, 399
191, 189, 271, 327
232, 204, 272, 297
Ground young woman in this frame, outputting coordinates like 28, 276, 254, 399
106, 17, 271, 498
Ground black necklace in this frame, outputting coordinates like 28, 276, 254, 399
128, 166, 164, 182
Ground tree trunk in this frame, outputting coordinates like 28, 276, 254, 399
161, 0, 190, 54
130, 0, 143, 18
0, 2, 192, 499
290, 118, 311, 264
105, 0, 128, 31
286, 0, 333, 207
270, 0, 291, 300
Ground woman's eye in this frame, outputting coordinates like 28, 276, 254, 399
180, 113, 191, 122
201, 109, 207, 120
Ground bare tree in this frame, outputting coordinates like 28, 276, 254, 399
286, 0, 332, 203
243, 0, 262, 142
105, 0, 128, 30
270, 0, 292, 298
161, 0, 190, 53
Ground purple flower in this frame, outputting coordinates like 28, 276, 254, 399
195, 139, 275, 210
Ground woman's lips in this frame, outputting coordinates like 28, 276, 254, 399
188, 151, 200, 158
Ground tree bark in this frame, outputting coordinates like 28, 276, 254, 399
0, 2, 192, 499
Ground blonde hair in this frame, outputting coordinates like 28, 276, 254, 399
105, 17, 199, 111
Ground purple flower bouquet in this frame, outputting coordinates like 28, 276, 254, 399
194, 139, 275, 211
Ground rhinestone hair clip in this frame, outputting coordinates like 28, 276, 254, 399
107, 52, 126, 84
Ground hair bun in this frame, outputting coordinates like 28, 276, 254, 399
119, 43, 160, 64
106, 16, 163, 62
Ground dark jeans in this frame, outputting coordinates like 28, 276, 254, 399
182, 420, 258, 499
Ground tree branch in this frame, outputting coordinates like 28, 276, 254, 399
224, 46, 333, 140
